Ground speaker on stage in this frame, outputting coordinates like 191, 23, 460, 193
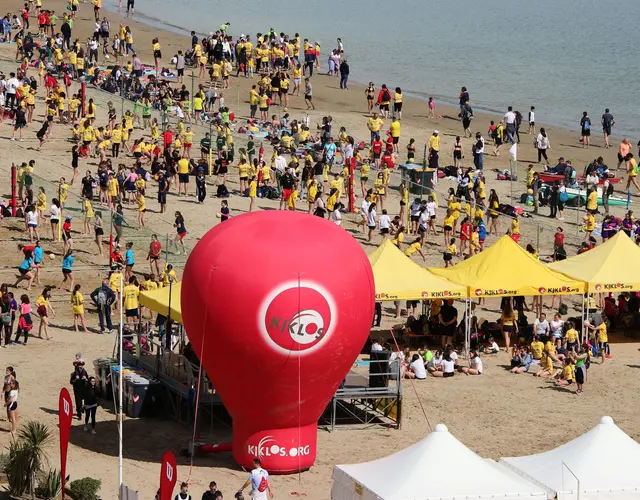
369, 350, 390, 388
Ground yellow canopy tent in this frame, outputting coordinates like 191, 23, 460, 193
548, 231, 640, 292
368, 240, 467, 300
139, 281, 183, 323
429, 235, 585, 297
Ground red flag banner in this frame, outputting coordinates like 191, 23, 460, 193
59, 388, 73, 499
159, 451, 177, 500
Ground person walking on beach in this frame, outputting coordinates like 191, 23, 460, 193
580, 111, 591, 148
601, 108, 615, 148
339, 59, 349, 90
91, 279, 115, 334
304, 78, 315, 110
428, 130, 440, 170
503, 106, 516, 144
536, 128, 551, 166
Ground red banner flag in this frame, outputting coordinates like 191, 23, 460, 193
159, 451, 177, 500
59, 388, 73, 499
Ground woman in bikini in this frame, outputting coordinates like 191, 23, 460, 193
365, 82, 375, 116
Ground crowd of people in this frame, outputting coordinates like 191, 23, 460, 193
1, 0, 640, 496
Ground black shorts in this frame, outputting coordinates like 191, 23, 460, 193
380, 103, 389, 111
63, 269, 72, 275
400, 200, 406, 206
305, 95, 312, 101
603, 127, 611, 135
392, 137, 399, 144
8, 402, 17, 411
618, 153, 624, 163
150, 255, 159, 260
178, 173, 190, 183
454, 150, 462, 160
154, 50, 162, 59
381, 228, 389, 234
393, 102, 402, 112
444, 225, 452, 231
158, 192, 167, 204
19, 268, 29, 275
95, 227, 104, 236
502, 325, 514, 333
582, 129, 591, 137
125, 308, 138, 318
443, 372, 454, 378
177, 68, 184, 76
361, 176, 368, 182
574, 365, 585, 384
410, 215, 419, 222
495, 137, 503, 145
443, 252, 452, 261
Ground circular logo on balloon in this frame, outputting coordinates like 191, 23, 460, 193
259, 281, 336, 356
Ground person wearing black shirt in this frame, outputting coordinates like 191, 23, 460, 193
201, 481, 218, 500
279, 172, 294, 210
339, 59, 349, 90
313, 160, 325, 183
81, 171, 94, 201
438, 300, 458, 347
82, 376, 101, 434
70, 364, 89, 420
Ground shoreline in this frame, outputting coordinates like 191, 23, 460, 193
113, 1, 637, 140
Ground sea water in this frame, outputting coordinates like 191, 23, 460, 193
126, 0, 640, 137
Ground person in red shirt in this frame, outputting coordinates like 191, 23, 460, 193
459, 217, 472, 256
147, 234, 162, 276
37, 13, 46, 37
162, 126, 174, 150
381, 151, 394, 170
371, 136, 383, 168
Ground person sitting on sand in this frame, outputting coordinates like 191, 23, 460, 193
534, 350, 557, 378
404, 354, 427, 380
460, 350, 483, 375
511, 346, 534, 374
554, 358, 575, 387
484, 336, 499, 354
426, 349, 443, 375
431, 350, 455, 378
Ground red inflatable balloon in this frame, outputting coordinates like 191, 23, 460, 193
181, 211, 375, 474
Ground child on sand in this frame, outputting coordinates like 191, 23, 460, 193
444, 238, 457, 267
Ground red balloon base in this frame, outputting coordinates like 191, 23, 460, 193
233, 423, 317, 474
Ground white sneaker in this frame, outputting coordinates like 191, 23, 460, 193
83, 424, 88, 432
91, 429, 96, 435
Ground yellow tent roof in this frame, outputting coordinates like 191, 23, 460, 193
368, 240, 467, 300
548, 231, 640, 292
139, 282, 183, 323
429, 235, 585, 297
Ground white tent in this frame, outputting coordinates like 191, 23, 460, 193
331, 423, 546, 500
501, 416, 640, 500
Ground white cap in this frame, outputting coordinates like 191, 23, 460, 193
434, 129, 440, 134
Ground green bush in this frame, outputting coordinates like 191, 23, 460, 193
35, 469, 62, 499
67, 477, 102, 500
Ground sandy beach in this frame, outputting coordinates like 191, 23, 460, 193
1, 1, 640, 499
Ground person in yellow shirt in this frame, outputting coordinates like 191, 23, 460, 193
530, 336, 544, 360
404, 238, 425, 261
585, 319, 610, 363
583, 210, 595, 240
123, 277, 140, 323
586, 187, 598, 211
389, 117, 401, 153
443, 237, 457, 267
625, 153, 640, 193
288, 185, 299, 211
428, 130, 440, 169
367, 113, 384, 143
534, 351, 556, 378
70, 284, 89, 333
564, 321, 579, 352
183, 127, 195, 158
161, 264, 178, 287
177, 157, 191, 196
393, 87, 403, 120
392, 226, 405, 249
247, 176, 258, 212
511, 215, 520, 244
555, 358, 575, 387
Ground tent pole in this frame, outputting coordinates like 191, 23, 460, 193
580, 298, 585, 344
